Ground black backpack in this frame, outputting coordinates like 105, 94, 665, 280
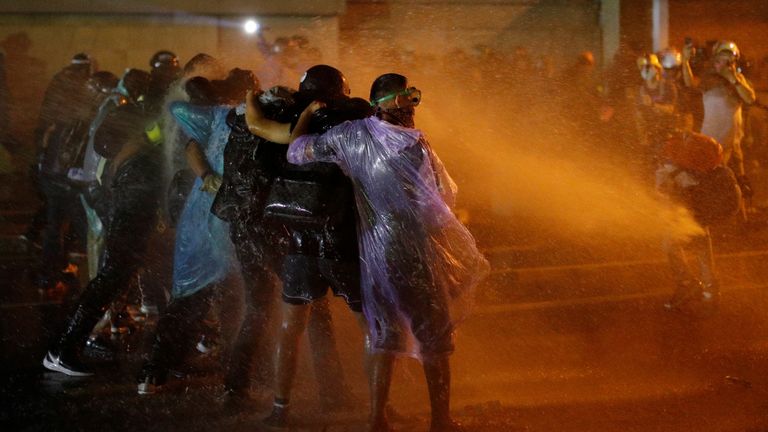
686, 165, 742, 225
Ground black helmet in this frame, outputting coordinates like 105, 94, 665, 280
298, 65, 349, 99
149, 50, 179, 69
87, 71, 119, 95
117, 68, 151, 103
71, 52, 92, 66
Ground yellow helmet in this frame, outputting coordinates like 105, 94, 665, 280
637, 53, 662, 70
712, 40, 740, 59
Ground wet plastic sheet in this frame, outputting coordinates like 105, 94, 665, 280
169, 101, 236, 298
289, 116, 490, 358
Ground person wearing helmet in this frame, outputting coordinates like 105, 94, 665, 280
34, 53, 96, 292
74, 68, 150, 189
68, 68, 155, 342
658, 47, 703, 132
248, 72, 489, 432
62, 70, 117, 280
659, 48, 682, 71
244, 64, 373, 428
636, 53, 679, 173
135, 72, 248, 395
210, 84, 355, 410
43, 102, 164, 377
682, 39, 756, 178
85, 71, 119, 99
146, 50, 181, 116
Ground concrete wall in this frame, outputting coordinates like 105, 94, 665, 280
669, 0, 768, 60
0, 0, 346, 16
340, 0, 603, 67
0, 14, 340, 79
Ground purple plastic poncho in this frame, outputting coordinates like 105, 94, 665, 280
289, 116, 490, 358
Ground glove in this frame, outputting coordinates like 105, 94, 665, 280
200, 173, 223, 195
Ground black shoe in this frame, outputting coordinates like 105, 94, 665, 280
262, 405, 289, 429
42, 350, 93, 377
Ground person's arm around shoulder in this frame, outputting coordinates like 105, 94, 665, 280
245, 90, 292, 144
285, 101, 326, 164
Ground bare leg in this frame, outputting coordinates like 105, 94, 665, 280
263, 301, 311, 427
662, 235, 693, 284
694, 228, 716, 288
694, 227, 719, 302
274, 302, 311, 401
662, 234, 701, 309
424, 355, 461, 431
367, 350, 395, 432
353, 312, 372, 380
307, 297, 349, 407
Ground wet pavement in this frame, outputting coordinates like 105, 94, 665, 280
2, 201, 768, 431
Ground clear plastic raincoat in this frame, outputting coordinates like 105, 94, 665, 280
289, 116, 489, 357
169, 101, 236, 298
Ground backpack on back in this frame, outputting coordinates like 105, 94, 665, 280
686, 165, 742, 225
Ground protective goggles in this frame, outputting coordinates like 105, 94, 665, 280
370, 86, 421, 107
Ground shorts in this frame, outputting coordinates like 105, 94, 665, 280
281, 254, 362, 312
376, 238, 454, 356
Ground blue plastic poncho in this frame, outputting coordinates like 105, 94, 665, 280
289, 116, 490, 358
169, 101, 236, 298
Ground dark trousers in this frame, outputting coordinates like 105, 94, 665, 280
223, 222, 280, 391
39, 174, 86, 285
141, 286, 217, 381
54, 206, 156, 356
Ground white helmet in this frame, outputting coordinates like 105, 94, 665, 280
659, 48, 682, 69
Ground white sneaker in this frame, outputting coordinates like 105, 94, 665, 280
42, 351, 94, 377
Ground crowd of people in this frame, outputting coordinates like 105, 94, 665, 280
4, 28, 766, 430
632, 39, 756, 310
27, 43, 489, 432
